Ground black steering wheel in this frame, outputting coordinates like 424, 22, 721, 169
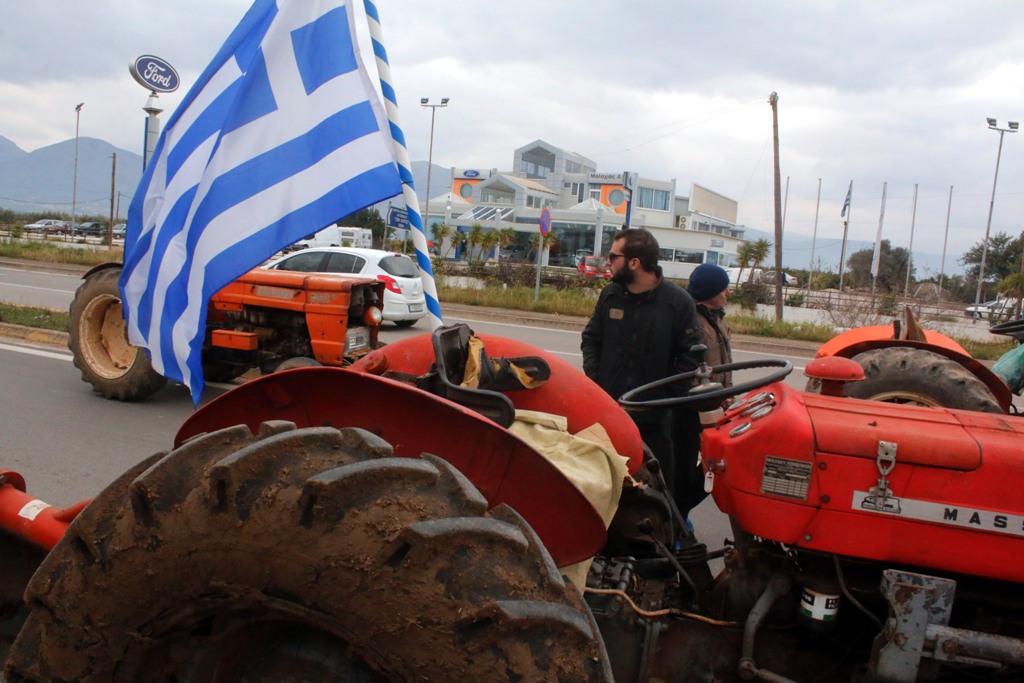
990, 318, 1024, 342
618, 358, 793, 409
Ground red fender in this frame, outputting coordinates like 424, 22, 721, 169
815, 326, 1013, 413
176, 366, 610, 567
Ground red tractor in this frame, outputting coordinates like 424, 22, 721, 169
2, 323, 1024, 681
67, 263, 386, 401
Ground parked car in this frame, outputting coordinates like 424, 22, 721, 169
759, 270, 798, 286
112, 223, 127, 240
577, 255, 611, 278
23, 219, 66, 233
965, 297, 1020, 321
265, 247, 427, 327
73, 221, 107, 237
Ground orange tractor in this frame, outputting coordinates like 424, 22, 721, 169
67, 263, 386, 400
3, 317, 1024, 681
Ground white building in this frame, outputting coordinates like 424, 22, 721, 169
422, 139, 748, 278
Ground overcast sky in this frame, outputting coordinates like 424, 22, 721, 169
4, 1, 1024, 273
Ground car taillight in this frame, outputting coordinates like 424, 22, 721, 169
363, 306, 383, 326
376, 274, 402, 294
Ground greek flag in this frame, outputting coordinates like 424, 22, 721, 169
120, 0, 402, 403
841, 180, 852, 218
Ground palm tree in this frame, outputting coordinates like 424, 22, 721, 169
480, 229, 500, 261
430, 222, 452, 257
997, 272, 1024, 319
495, 228, 518, 260
465, 223, 486, 262
735, 242, 757, 285
746, 238, 772, 284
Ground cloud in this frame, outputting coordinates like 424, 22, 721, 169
5, 0, 1024, 262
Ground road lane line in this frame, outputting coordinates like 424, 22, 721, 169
0, 342, 72, 361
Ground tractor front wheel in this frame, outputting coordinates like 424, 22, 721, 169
5, 422, 611, 682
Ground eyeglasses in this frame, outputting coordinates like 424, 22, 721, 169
607, 252, 625, 262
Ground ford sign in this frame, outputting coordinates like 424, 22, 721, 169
130, 55, 180, 94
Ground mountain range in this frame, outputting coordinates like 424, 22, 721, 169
0, 134, 957, 274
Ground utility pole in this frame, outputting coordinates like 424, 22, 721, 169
769, 92, 783, 320
108, 153, 117, 246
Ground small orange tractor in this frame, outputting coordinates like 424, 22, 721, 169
3, 319, 1024, 681
67, 263, 385, 400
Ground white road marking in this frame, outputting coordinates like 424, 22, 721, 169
0, 342, 72, 361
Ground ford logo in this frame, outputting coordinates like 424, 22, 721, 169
463, 169, 480, 178
130, 55, 180, 94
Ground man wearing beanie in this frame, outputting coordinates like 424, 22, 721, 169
674, 262, 734, 517
686, 263, 733, 386
581, 228, 702, 506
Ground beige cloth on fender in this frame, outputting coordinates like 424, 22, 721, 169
508, 410, 631, 588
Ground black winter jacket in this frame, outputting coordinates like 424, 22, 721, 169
580, 276, 702, 408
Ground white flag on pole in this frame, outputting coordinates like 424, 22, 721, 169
120, 0, 403, 402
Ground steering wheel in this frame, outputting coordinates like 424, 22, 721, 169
990, 317, 1024, 342
618, 358, 793, 410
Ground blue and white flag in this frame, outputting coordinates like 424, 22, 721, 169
120, 0, 403, 403
841, 180, 852, 218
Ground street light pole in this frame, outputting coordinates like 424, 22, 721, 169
420, 97, 449, 246
974, 118, 1018, 315
72, 102, 84, 233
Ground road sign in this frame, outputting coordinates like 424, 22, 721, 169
387, 206, 409, 230
539, 208, 551, 236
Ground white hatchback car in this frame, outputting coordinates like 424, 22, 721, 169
265, 247, 427, 327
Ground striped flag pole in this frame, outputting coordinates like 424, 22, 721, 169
362, 0, 443, 329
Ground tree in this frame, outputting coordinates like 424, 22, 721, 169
997, 272, 1024, 318
495, 228, 518, 260
464, 223, 487, 262
746, 239, 772, 284
735, 242, 757, 284
845, 239, 912, 293
431, 222, 453, 257
959, 231, 1023, 289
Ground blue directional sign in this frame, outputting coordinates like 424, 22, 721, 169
387, 206, 410, 230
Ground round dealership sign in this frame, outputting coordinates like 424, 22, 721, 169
130, 55, 180, 93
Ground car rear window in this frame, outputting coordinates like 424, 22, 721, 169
378, 255, 419, 278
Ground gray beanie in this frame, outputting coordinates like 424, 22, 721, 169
687, 263, 731, 302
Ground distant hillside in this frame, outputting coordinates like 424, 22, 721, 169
0, 133, 454, 222
0, 136, 26, 164
0, 136, 143, 217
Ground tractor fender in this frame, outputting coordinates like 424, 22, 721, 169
175, 366, 609, 567
79, 261, 124, 280
815, 326, 1012, 413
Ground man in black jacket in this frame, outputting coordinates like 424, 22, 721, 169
581, 228, 701, 496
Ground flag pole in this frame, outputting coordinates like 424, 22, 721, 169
808, 177, 821, 292
363, 0, 443, 329
870, 182, 887, 304
838, 180, 852, 293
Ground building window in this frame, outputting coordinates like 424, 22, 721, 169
637, 187, 670, 211
590, 188, 601, 201
673, 249, 704, 264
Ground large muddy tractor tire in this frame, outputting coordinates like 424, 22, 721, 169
67, 267, 167, 401
5, 422, 611, 683
809, 347, 1002, 412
